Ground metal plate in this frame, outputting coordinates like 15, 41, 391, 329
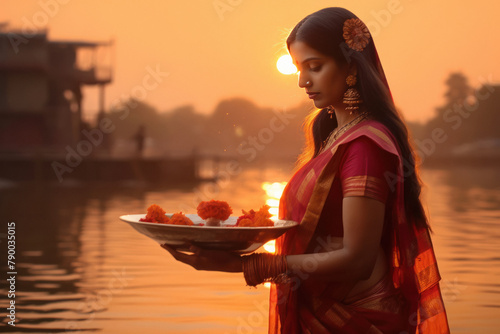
119, 214, 298, 254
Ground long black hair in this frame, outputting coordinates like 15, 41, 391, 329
287, 7, 429, 230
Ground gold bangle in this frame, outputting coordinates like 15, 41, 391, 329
242, 253, 290, 287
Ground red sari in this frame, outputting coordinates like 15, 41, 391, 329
270, 119, 449, 333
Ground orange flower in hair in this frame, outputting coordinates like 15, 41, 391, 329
343, 18, 371, 52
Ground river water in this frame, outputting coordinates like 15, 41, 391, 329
1, 161, 499, 333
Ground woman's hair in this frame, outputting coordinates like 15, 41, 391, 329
287, 7, 429, 230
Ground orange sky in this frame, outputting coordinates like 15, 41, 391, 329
2, 0, 499, 123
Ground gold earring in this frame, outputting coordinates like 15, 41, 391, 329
343, 74, 362, 114
326, 105, 334, 119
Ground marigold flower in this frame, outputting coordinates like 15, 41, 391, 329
343, 18, 371, 52
169, 212, 194, 225
236, 205, 274, 227
197, 200, 233, 221
140, 204, 169, 224
237, 218, 254, 227
236, 210, 256, 225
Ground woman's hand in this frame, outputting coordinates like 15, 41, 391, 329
161, 244, 243, 273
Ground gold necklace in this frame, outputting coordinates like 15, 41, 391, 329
321, 111, 369, 152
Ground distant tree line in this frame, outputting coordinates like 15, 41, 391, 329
105, 97, 311, 161
406, 72, 500, 162
101, 72, 499, 163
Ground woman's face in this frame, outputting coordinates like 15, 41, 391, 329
289, 41, 350, 110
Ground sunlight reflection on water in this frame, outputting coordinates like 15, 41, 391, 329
0, 163, 499, 333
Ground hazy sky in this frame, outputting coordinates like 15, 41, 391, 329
2, 0, 498, 123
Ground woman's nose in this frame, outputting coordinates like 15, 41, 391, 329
298, 73, 311, 88
299, 74, 311, 88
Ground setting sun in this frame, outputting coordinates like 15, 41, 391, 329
276, 54, 297, 75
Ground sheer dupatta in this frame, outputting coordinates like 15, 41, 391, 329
269, 120, 449, 333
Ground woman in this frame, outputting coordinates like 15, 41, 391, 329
162, 7, 449, 333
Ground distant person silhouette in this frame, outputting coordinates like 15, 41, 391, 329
133, 125, 146, 157
96, 111, 113, 156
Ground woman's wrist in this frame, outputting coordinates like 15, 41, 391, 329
242, 253, 290, 286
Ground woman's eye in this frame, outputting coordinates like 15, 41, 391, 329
310, 65, 322, 72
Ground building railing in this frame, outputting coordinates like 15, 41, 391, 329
73, 66, 113, 84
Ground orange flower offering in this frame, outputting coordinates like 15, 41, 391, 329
197, 200, 233, 226
139, 205, 193, 225
169, 212, 194, 225
140, 204, 169, 224
236, 205, 274, 227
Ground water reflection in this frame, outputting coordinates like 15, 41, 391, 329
421, 166, 500, 333
1, 163, 499, 333
261, 181, 287, 255
262, 182, 287, 218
